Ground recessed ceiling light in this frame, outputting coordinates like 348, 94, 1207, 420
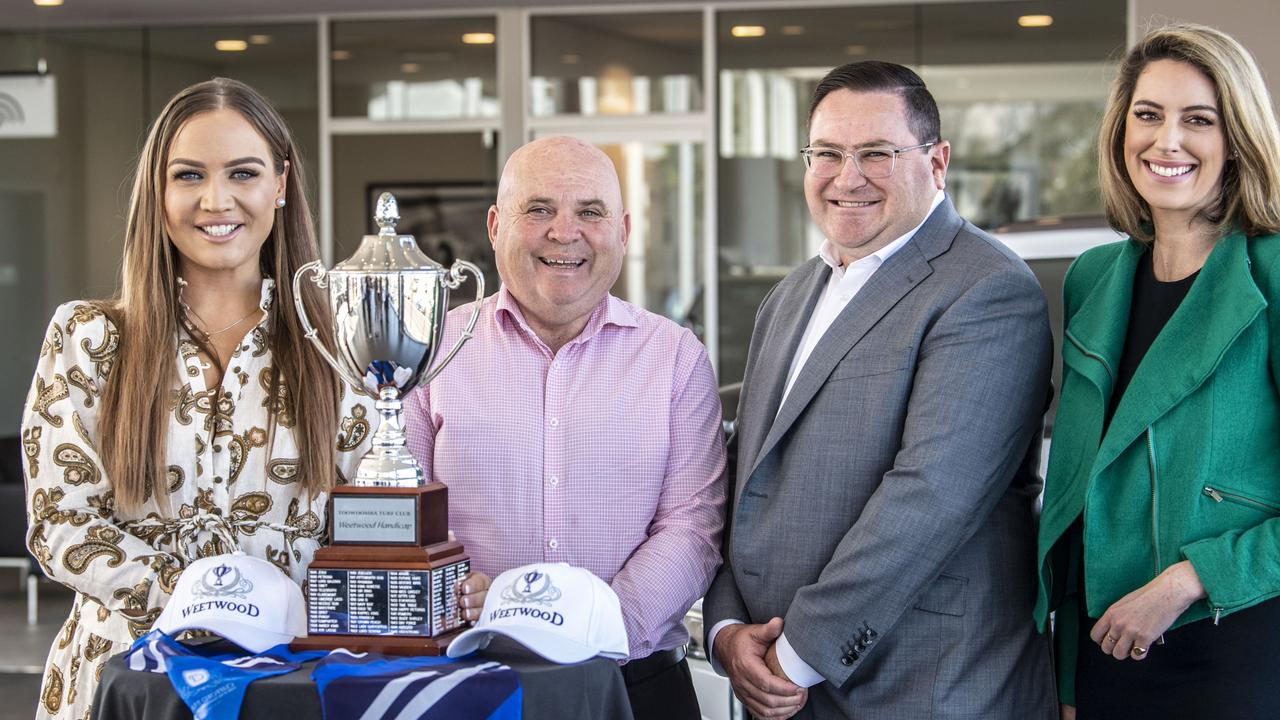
561, 54, 580, 65
1018, 15, 1053, 28
462, 32, 496, 45
33, 0, 63, 6
249, 34, 271, 45
731, 25, 766, 38
215, 40, 248, 52
845, 44, 868, 56
400, 62, 421, 73
781, 25, 805, 36
330, 50, 351, 61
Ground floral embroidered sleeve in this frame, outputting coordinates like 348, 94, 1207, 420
21, 302, 182, 626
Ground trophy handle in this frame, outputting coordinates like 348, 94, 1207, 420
293, 260, 375, 397
417, 259, 486, 387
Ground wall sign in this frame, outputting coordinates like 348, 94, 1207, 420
0, 74, 57, 139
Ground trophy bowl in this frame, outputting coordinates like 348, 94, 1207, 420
293, 192, 485, 486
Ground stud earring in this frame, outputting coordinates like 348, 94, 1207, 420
276, 198, 286, 208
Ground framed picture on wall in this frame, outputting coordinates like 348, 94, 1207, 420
365, 182, 498, 306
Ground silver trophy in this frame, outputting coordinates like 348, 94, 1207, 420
294, 192, 484, 487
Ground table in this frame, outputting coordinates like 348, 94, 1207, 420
92, 636, 634, 720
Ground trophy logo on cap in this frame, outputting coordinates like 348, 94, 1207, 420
291, 192, 484, 655
502, 570, 561, 606
198, 565, 252, 598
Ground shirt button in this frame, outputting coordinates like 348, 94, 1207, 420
553, 360, 561, 369
213, 476, 223, 484
549, 418, 559, 428
549, 476, 559, 487
548, 539, 559, 550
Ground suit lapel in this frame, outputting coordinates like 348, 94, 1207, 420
1094, 230, 1265, 473
747, 199, 959, 481
738, 261, 829, 484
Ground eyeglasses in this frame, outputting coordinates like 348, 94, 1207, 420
801, 142, 936, 179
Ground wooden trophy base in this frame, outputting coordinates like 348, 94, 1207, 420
291, 628, 465, 656
296, 541, 471, 656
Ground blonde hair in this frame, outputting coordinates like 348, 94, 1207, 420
1098, 23, 1280, 242
99, 78, 341, 511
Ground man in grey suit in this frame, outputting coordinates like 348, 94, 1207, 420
704, 61, 1056, 719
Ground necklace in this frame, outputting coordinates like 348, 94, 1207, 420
184, 305, 261, 342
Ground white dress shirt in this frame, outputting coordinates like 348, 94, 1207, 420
710, 191, 945, 687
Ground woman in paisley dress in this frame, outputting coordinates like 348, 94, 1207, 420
19, 78, 376, 720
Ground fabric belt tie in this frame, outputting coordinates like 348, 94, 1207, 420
122, 513, 311, 563
620, 645, 687, 686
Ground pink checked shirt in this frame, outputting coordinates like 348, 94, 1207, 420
404, 288, 727, 659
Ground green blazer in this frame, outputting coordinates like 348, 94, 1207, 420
1034, 230, 1280, 702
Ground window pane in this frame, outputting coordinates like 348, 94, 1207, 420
331, 18, 498, 121
921, 0, 1125, 230
594, 142, 704, 334
530, 13, 703, 117
715, 0, 1125, 385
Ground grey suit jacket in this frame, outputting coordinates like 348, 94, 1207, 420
705, 198, 1056, 719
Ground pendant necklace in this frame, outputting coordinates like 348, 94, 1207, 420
184, 305, 260, 343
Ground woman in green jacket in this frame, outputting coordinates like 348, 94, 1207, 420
1035, 24, 1280, 719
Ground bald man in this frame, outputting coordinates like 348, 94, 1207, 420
404, 136, 726, 719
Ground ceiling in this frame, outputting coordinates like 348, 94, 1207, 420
0, 0, 1056, 31
0, 0, 636, 29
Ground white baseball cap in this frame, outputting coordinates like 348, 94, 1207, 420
154, 551, 306, 653
447, 562, 629, 664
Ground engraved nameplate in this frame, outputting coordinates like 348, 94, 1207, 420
331, 495, 418, 544
307, 560, 470, 638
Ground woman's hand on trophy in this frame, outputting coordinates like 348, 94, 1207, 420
457, 572, 492, 625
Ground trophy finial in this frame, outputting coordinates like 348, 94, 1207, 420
375, 192, 399, 235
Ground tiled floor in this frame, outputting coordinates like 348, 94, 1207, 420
0, 572, 74, 720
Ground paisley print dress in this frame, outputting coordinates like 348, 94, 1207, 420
20, 281, 375, 720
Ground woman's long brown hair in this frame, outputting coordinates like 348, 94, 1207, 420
99, 77, 341, 512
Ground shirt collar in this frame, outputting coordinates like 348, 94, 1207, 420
817, 190, 946, 274
175, 276, 276, 311
494, 286, 638, 348
258, 278, 276, 311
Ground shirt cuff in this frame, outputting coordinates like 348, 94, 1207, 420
776, 632, 825, 688
705, 619, 743, 676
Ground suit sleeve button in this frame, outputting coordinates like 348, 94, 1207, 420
840, 656, 853, 666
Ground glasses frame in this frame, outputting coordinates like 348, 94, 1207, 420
801, 142, 937, 179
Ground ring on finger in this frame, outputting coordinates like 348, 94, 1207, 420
1103, 633, 1118, 645
1130, 646, 1148, 659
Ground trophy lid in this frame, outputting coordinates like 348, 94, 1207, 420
332, 192, 446, 274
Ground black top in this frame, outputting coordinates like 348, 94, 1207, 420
1105, 248, 1199, 424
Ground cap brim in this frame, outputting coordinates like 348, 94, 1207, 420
448, 624, 600, 664
158, 616, 294, 654
445, 627, 492, 658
